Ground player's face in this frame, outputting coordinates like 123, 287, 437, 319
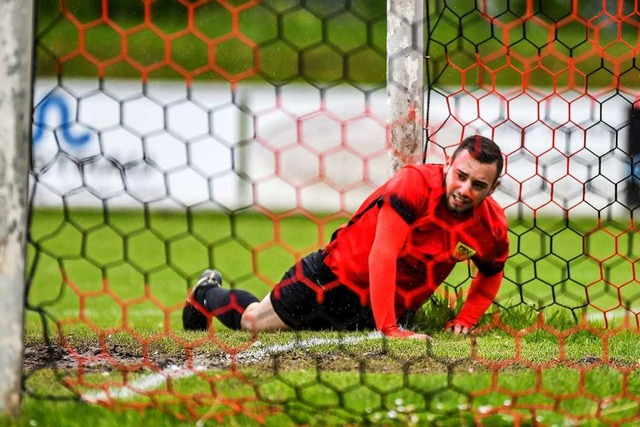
443, 150, 500, 215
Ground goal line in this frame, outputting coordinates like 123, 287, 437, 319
81, 333, 381, 404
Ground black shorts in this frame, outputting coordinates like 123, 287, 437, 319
270, 250, 376, 331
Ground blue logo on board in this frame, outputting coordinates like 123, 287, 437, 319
32, 94, 91, 147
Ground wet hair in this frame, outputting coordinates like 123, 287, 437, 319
451, 135, 503, 181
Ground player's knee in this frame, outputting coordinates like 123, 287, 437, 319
240, 301, 288, 331
240, 303, 260, 331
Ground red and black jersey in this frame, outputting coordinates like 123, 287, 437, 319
322, 164, 509, 325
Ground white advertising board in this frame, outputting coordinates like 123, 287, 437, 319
31, 78, 638, 217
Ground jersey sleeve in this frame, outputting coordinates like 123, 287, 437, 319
472, 236, 509, 276
473, 199, 509, 276
454, 206, 509, 328
368, 202, 410, 334
379, 166, 433, 225
449, 270, 503, 329
368, 166, 435, 335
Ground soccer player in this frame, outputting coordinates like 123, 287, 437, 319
182, 135, 509, 338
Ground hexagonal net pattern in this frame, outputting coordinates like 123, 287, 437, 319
25, 0, 640, 425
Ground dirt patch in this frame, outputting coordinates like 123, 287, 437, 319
23, 340, 479, 376
23, 342, 226, 372
24, 340, 631, 376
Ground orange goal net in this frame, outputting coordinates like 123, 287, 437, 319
25, 1, 640, 425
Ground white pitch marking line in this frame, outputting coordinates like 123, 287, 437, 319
82, 364, 201, 403
81, 332, 382, 403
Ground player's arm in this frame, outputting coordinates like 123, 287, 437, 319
445, 269, 503, 334
448, 215, 509, 335
369, 202, 429, 339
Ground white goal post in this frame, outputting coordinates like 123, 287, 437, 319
0, 0, 34, 417
387, 0, 425, 173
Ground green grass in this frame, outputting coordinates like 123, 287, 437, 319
17, 328, 640, 426
33, 0, 631, 88
20, 208, 640, 425
27, 209, 640, 335
35, 0, 388, 84
16, 330, 640, 426
27, 208, 345, 333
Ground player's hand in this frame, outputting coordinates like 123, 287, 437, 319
446, 322, 469, 335
381, 325, 432, 340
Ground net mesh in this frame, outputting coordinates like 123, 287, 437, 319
25, 0, 640, 425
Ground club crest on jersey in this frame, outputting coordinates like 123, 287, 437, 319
452, 242, 476, 261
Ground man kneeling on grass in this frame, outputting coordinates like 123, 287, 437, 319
183, 135, 509, 339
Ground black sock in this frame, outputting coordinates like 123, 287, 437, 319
197, 286, 259, 330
